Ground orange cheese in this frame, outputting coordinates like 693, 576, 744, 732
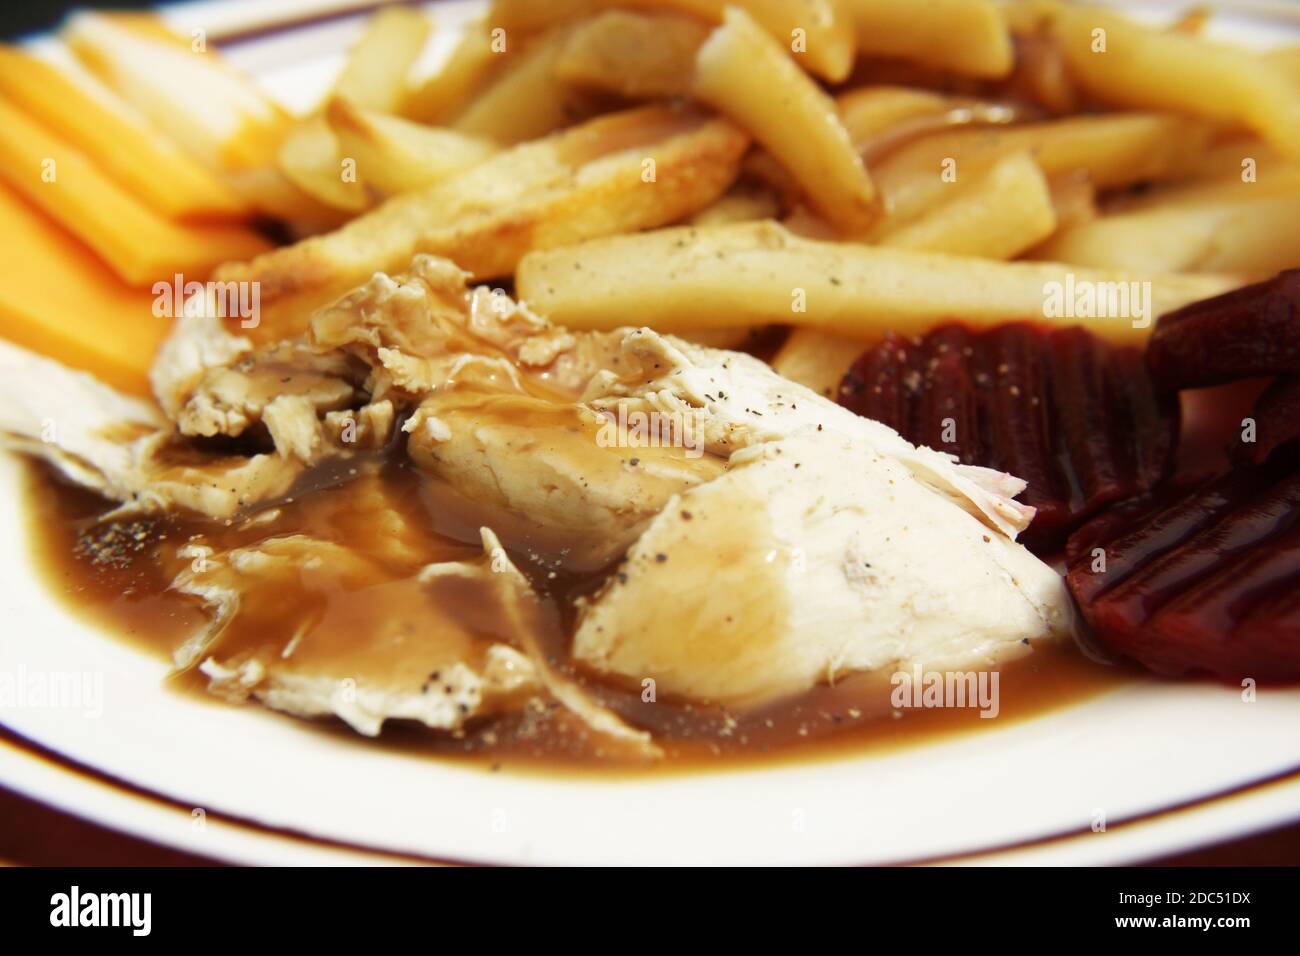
0, 45, 249, 222
0, 181, 170, 396
0, 95, 272, 286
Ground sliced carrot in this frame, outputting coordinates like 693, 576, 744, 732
0, 96, 272, 287
0, 45, 249, 222
0, 182, 168, 396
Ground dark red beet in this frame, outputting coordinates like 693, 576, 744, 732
1147, 270, 1300, 391
1231, 375, 1300, 465
839, 322, 1178, 551
1065, 449, 1300, 681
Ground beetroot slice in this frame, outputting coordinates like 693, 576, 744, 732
1065, 448, 1300, 681
1147, 270, 1300, 391
1232, 375, 1300, 466
838, 322, 1178, 551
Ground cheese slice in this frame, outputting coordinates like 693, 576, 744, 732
0, 95, 271, 286
0, 44, 249, 221
0, 182, 169, 395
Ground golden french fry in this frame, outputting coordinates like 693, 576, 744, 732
1117, 163, 1300, 214
400, 18, 506, 124
217, 106, 749, 339
672, 327, 767, 350
224, 165, 351, 233
280, 8, 442, 214
836, 87, 955, 152
553, 10, 709, 99
490, 0, 856, 82
878, 151, 1057, 258
1177, 136, 1295, 186
694, 7, 877, 234
1032, 190, 1300, 275
1267, 45, 1300, 89
452, 26, 593, 144
845, 0, 1013, 78
1045, 171, 1097, 232
777, 149, 1056, 396
690, 184, 781, 226
839, 87, 1026, 163
326, 97, 497, 198
770, 328, 868, 400
1050, 6, 1300, 161
331, 5, 432, 112
277, 115, 370, 213
870, 113, 1213, 231
515, 221, 1242, 345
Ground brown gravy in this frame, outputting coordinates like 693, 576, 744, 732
22, 455, 1136, 776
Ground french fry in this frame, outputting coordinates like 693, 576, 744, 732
870, 113, 1213, 231
279, 8, 439, 214
777, 148, 1055, 401
839, 87, 1025, 164
672, 327, 767, 350
489, 0, 856, 82
554, 10, 709, 99
224, 165, 350, 233
878, 151, 1057, 258
770, 328, 867, 399
1032, 191, 1300, 276
331, 6, 431, 112
277, 115, 370, 214
452, 26, 592, 144
515, 221, 1242, 345
694, 8, 877, 234
1049, 6, 1300, 161
0, 46, 248, 221
1177, 136, 1296, 186
400, 18, 506, 124
216, 106, 749, 340
1115, 162, 1300, 214
326, 97, 497, 198
0, 97, 271, 286
845, 0, 1013, 78
1267, 45, 1300, 89
1046, 171, 1097, 232
690, 184, 780, 226
63, 12, 288, 171
836, 87, 955, 153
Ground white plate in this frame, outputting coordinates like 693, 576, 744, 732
2, 0, 1299, 866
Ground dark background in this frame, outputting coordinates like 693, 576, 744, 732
4, 0, 200, 39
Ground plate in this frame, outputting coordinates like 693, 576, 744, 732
2, 0, 1299, 866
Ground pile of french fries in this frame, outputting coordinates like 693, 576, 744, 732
10, 0, 1300, 398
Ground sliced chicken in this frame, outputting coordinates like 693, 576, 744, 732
177, 533, 542, 735
570, 329, 1073, 705
0, 338, 306, 520
7, 251, 1078, 750
405, 390, 723, 570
